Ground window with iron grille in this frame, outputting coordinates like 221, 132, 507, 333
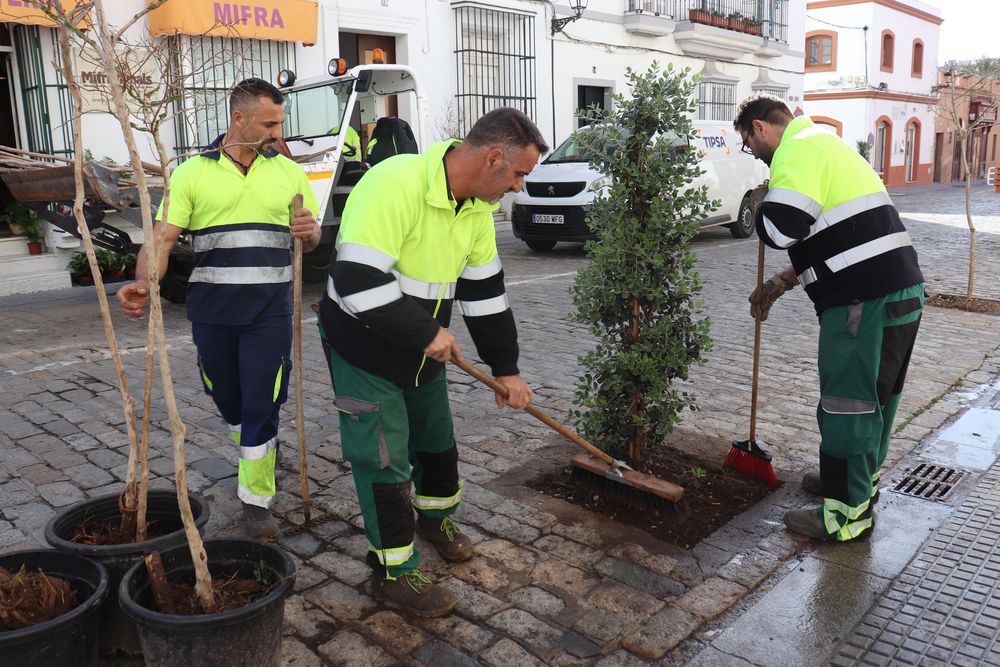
753, 87, 787, 101
169, 35, 296, 157
12, 25, 72, 158
698, 81, 736, 121
453, 5, 537, 137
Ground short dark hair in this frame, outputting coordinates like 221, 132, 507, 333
733, 96, 793, 134
230, 78, 284, 116
465, 107, 549, 154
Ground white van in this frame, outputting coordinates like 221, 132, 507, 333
511, 121, 769, 250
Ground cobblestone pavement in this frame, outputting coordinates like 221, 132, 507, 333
1, 182, 999, 665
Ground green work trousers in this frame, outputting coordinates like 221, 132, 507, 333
815, 284, 923, 540
325, 345, 462, 578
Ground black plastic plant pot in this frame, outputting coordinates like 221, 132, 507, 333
43, 489, 210, 657
120, 539, 296, 667
0, 549, 109, 667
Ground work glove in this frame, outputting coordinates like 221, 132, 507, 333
748, 272, 795, 321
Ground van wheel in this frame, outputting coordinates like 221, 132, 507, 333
729, 196, 756, 239
525, 240, 556, 251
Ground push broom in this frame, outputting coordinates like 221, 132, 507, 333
724, 239, 779, 489
451, 352, 684, 509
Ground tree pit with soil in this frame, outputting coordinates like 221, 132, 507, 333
69, 513, 171, 546
527, 430, 776, 549
927, 293, 1000, 316
0, 566, 78, 630
158, 572, 274, 615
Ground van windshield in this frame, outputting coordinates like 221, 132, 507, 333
543, 133, 600, 164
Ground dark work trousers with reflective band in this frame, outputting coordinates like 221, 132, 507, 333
192, 313, 291, 509
326, 346, 461, 579
816, 284, 923, 540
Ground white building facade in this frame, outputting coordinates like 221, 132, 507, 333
0, 0, 806, 293
801, 0, 940, 188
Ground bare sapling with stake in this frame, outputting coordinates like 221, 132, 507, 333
89, 0, 214, 611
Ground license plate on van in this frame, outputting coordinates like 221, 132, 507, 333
532, 213, 564, 225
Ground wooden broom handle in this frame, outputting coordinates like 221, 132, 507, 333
750, 239, 765, 442
450, 353, 615, 466
291, 194, 310, 521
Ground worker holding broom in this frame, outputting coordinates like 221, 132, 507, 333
318, 107, 546, 618
116, 78, 321, 540
734, 96, 924, 542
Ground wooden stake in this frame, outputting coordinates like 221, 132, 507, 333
291, 194, 311, 522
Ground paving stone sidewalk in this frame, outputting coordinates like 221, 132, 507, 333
1, 182, 999, 665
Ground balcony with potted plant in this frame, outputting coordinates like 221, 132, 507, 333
674, 2, 764, 61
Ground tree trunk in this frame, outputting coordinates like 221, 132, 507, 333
627, 297, 643, 462
91, 0, 215, 612
54, 26, 141, 539
960, 132, 977, 302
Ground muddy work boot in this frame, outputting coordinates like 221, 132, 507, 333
416, 515, 475, 562
801, 472, 879, 505
241, 502, 279, 541
373, 569, 456, 618
784, 506, 875, 541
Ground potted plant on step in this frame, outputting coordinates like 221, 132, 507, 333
67, 247, 128, 284
2, 202, 44, 254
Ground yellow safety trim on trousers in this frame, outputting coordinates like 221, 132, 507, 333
230, 423, 241, 446
414, 479, 464, 510
238, 482, 274, 507
823, 497, 870, 535
273, 362, 284, 403
241, 436, 277, 461
368, 543, 415, 567
200, 362, 213, 392
835, 516, 873, 541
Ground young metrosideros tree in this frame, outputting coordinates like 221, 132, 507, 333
571, 63, 714, 464
932, 57, 1000, 302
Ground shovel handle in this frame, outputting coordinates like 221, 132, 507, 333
450, 353, 615, 466
750, 239, 764, 442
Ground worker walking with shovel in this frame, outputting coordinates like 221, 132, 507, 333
117, 78, 320, 539
734, 96, 924, 542
318, 108, 547, 617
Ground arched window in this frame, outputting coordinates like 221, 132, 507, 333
881, 30, 895, 72
805, 30, 837, 72
911, 39, 924, 77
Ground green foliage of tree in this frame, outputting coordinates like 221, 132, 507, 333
569, 63, 715, 464
856, 139, 871, 163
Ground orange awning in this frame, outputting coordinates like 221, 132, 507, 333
0, 1, 83, 28
149, 0, 318, 45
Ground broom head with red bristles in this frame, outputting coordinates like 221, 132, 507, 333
725, 438, 778, 489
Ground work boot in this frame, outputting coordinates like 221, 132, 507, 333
416, 515, 475, 562
801, 472, 880, 505
242, 502, 279, 541
784, 506, 875, 541
372, 569, 456, 618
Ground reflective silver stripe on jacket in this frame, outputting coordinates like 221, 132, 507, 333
460, 256, 502, 281
393, 271, 456, 300
765, 187, 823, 219
458, 294, 509, 317
338, 242, 397, 272
762, 214, 799, 249
189, 266, 292, 284
805, 191, 894, 240
192, 229, 290, 252
798, 231, 912, 287
336, 281, 405, 314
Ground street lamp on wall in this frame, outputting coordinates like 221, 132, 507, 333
552, 1, 588, 35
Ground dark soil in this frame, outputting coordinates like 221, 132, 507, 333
69, 514, 165, 545
163, 573, 270, 615
527, 431, 776, 549
0, 566, 78, 630
926, 293, 1000, 316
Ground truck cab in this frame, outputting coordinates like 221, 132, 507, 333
511, 120, 768, 250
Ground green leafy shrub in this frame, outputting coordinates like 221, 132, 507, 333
570, 63, 714, 463
67, 248, 124, 277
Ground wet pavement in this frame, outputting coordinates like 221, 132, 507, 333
1, 181, 999, 665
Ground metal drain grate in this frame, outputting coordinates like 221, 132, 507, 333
891, 464, 968, 502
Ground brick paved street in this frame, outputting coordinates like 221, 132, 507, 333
1, 181, 999, 665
